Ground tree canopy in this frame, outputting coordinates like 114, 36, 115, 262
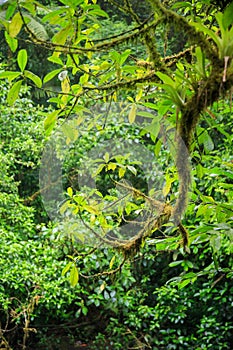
0, 0, 233, 348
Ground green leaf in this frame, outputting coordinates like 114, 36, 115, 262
8, 12, 23, 38
43, 69, 62, 84
163, 178, 172, 197
203, 133, 214, 152
24, 70, 42, 88
21, 2, 37, 16
62, 261, 72, 276
67, 187, 73, 197
5, 2, 17, 20
210, 235, 222, 254
143, 122, 160, 139
171, 1, 192, 10
17, 49, 28, 72
70, 265, 79, 287
109, 255, 116, 269
192, 22, 222, 54
83, 205, 99, 215
7, 80, 23, 105
223, 1, 233, 29
88, 8, 108, 18
42, 8, 66, 24
103, 152, 109, 163
198, 129, 214, 152
92, 163, 106, 177
52, 24, 72, 45
137, 111, 156, 119
74, 232, 85, 243
178, 279, 191, 289
195, 47, 206, 77
47, 53, 64, 65
60, 201, 70, 215
61, 124, 79, 143
118, 166, 126, 178
4, 31, 18, 52
169, 260, 183, 267
156, 72, 175, 86
0, 71, 21, 81
44, 110, 58, 135
128, 103, 137, 124
127, 165, 137, 175
196, 163, 204, 179
163, 84, 184, 107
120, 49, 131, 65
107, 162, 117, 171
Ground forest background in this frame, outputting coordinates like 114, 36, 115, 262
0, 0, 233, 349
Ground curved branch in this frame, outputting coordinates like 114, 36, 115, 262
174, 68, 233, 222
148, 0, 220, 64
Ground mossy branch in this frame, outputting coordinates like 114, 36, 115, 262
148, 0, 220, 64
174, 67, 233, 222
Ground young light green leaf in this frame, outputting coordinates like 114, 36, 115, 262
4, 31, 18, 52
103, 152, 109, 163
143, 122, 160, 139
118, 166, 126, 178
74, 232, 85, 243
0, 71, 21, 81
24, 70, 42, 88
43, 69, 62, 84
60, 201, 70, 215
109, 255, 116, 269
156, 71, 175, 86
169, 260, 183, 267
52, 24, 72, 45
178, 279, 191, 289
7, 79, 23, 105
70, 265, 79, 287
62, 261, 72, 276
120, 49, 131, 65
195, 47, 206, 77
67, 187, 73, 197
17, 49, 28, 72
127, 165, 137, 176
44, 110, 58, 135
61, 124, 78, 142
162, 178, 172, 197
47, 53, 64, 65
128, 103, 137, 124
88, 8, 109, 18
8, 12, 23, 38
163, 85, 184, 107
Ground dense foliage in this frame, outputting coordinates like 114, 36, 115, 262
0, 0, 233, 349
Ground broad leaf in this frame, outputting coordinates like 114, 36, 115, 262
8, 12, 23, 38
0, 71, 21, 81
4, 31, 18, 52
44, 110, 59, 135
128, 103, 137, 124
70, 265, 79, 287
17, 49, 28, 72
24, 70, 42, 88
7, 79, 22, 105
43, 69, 62, 84
61, 262, 72, 276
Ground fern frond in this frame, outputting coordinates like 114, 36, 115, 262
24, 14, 49, 41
